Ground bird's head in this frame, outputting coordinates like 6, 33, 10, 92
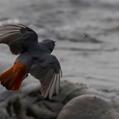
21, 27, 38, 43
41, 39, 56, 53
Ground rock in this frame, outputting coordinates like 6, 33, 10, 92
53, 80, 88, 103
0, 80, 118, 119
57, 95, 118, 119
20, 76, 41, 95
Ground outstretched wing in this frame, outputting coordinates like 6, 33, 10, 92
0, 24, 38, 54
30, 55, 62, 99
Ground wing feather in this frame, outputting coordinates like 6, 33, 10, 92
0, 24, 38, 54
45, 73, 56, 98
30, 55, 62, 99
55, 73, 60, 95
48, 74, 57, 98
40, 70, 55, 98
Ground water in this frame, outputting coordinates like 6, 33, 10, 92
0, 0, 119, 107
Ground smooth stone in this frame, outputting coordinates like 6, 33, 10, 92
21, 76, 41, 95
57, 95, 118, 119
53, 80, 88, 103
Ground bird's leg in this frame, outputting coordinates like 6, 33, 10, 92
0, 61, 28, 90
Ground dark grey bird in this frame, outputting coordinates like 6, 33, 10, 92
0, 24, 62, 99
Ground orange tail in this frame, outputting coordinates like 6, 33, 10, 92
0, 62, 28, 90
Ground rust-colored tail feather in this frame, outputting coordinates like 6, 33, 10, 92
0, 62, 27, 90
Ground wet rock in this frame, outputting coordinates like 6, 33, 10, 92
53, 80, 88, 103
27, 104, 56, 119
0, 108, 9, 119
0, 80, 118, 119
0, 80, 87, 119
57, 95, 118, 119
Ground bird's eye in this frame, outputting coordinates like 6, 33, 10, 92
33, 57, 43, 63
33, 57, 39, 61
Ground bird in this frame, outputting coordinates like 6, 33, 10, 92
0, 24, 62, 99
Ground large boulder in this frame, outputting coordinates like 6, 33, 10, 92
57, 95, 118, 119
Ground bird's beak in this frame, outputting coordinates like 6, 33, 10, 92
0, 61, 28, 90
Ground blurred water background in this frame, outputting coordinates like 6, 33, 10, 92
0, 0, 119, 100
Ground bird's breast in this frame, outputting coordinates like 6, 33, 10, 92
15, 52, 33, 70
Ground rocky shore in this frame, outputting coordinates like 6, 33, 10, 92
0, 80, 118, 119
